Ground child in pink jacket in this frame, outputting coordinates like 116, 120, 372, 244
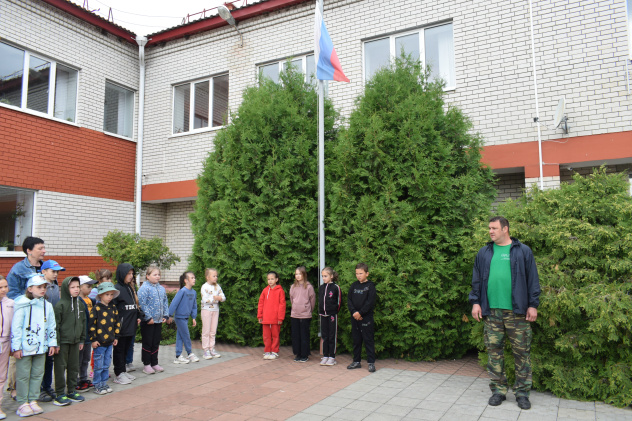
0, 275, 15, 419
257, 271, 286, 360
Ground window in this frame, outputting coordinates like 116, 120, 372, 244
0, 187, 34, 252
363, 23, 455, 89
173, 74, 229, 134
0, 41, 78, 122
627, 0, 632, 58
258, 55, 316, 84
103, 82, 134, 138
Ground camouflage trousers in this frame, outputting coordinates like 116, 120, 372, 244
484, 309, 533, 397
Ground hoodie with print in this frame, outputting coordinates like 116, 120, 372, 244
11, 295, 57, 355
89, 301, 120, 346
112, 263, 140, 337
137, 281, 169, 322
54, 276, 86, 344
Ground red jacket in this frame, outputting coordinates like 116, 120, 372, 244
257, 285, 286, 324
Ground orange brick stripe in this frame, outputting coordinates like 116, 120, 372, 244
0, 255, 115, 279
0, 107, 136, 202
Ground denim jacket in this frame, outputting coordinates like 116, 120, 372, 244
7, 258, 41, 300
137, 281, 170, 322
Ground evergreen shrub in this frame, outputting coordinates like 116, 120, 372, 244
189, 67, 338, 346
327, 56, 495, 360
469, 168, 632, 406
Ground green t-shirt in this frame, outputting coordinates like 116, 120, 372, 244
487, 244, 512, 310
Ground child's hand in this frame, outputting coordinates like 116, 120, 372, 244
278, 321, 282, 325
192, 319, 197, 327
79, 343, 84, 351
213, 295, 222, 301
353, 312, 362, 320
113, 339, 118, 346
48, 347, 57, 356
137, 318, 141, 325
92, 341, 100, 349
148, 318, 154, 325
13, 350, 22, 359
258, 319, 263, 324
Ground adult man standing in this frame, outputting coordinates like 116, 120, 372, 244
469, 216, 540, 410
7, 236, 46, 299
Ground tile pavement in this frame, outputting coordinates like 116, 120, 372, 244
1, 341, 629, 420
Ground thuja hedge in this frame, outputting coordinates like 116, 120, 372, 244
469, 168, 632, 406
326, 56, 495, 360
188, 67, 337, 347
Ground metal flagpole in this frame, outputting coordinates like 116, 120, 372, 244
528, 0, 544, 190
317, 0, 325, 285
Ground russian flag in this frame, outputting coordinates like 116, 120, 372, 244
314, 6, 349, 82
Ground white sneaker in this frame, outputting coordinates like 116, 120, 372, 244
126, 363, 136, 372
123, 371, 136, 381
320, 357, 328, 365
270, 352, 279, 360
263, 352, 271, 360
203, 350, 213, 360
325, 358, 337, 366
188, 353, 200, 362
113, 373, 131, 384
210, 348, 221, 358
174, 355, 190, 364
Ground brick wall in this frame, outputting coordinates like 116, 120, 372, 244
162, 201, 195, 283
141, 203, 167, 239
492, 172, 526, 208
0, 255, 115, 279
559, 164, 632, 183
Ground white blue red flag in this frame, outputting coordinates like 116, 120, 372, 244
314, 6, 349, 82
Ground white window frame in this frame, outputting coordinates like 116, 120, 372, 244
0, 42, 79, 124
103, 81, 135, 140
257, 54, 316, 84
362, 23, 455, 90
171, 73, 229, 137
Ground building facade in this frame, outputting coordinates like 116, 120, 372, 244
1, 0, 631, 281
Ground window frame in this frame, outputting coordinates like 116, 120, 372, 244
362, 22, 455, 90
0, 186, 36, 258
103, 80, 135, 140
0, 41, 79, 124
171, 73, 229, 137
257, 54, 316, 84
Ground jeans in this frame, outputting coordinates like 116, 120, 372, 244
92, 345, 112, 389
174, 318, 192, 357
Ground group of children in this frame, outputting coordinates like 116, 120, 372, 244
0, 264, 225, 418
260, 262, 377, 373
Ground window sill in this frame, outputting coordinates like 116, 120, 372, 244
0, 251, 26, 258
169, 126, 225, 139
104, 131, 135, 142
0, 102, 80, 128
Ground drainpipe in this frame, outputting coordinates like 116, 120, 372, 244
135, 36, 147, 286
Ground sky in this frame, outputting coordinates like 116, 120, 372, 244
68, 0, 254, 36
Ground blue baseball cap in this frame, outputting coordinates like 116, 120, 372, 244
41, 260, 65, 271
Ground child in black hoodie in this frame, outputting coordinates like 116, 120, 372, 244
347, 262, 377, 373
112, 263, 140, 386
318, 267, 341, 367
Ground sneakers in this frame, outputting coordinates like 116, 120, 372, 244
325, 358, 337, 366
0, 410, 6, 420
188, 353, 200, 363
152, 364, 164, 373
347, 362, 362, 369
319, 357, 328, 365
93, 386, 107, 395
143, 365, 156, 374
488, 393, 506, 406
203, 350, 213, 360
263, 352, 271, 360
105, 384, 113, 393
29, 402, 43, 415
67, 392, 85, 402
516, 396, 531, 410
39, 388, 56, 402
126, 363, 137, 372
174, 355, 190, 364
269, 352, 279, 360
123, 371, 136, 381
368, 363, 376, 373
75, 380, 91, 392
113, 373, 132, 385
53, 395, 71, 406
16, 403, 34, 417
294, 356, 300, 362
210, 348, 221, 358
297, 357, 308, 363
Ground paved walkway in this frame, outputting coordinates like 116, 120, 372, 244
1, 342, 630, 420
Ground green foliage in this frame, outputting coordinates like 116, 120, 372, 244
97, 230, 180, 275
327, 56, 496, 360
469, 168, 632, 406
189, 66, 338, 346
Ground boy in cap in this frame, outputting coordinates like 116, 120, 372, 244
89, 282, 120, 394
76, 276, 96, 392
39, 260, 65, 402
53, 276, 86, 406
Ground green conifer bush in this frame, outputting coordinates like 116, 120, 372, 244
469, 168, 632, 406
327, 56, 496, 360
189, 67, 337, 346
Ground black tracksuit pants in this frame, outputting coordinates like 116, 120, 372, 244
320, 314, 338, 358
351, 314, 375, 363
140, 322, 162, 367
291, 318, 311, 359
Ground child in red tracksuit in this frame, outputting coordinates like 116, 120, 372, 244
257, 271, 286, 360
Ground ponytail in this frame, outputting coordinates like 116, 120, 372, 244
180, 271, 194, 289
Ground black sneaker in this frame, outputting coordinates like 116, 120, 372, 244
293, 357, 300, 362
53, 395, 71, 406
39, 388, 56, 402
298, 357, 308, 363
516, 396, 531, 410
368, 363, 376, 373
347, 362, 362, 369
488, 393, 506, 406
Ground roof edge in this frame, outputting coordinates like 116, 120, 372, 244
40, 0, 137, 44
146, 0, 311, 46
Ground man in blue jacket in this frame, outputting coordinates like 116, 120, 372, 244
469, 216, 540, 411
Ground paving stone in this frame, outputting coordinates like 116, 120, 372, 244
332, 389, 365, 400
345, 400, 382, 412
319, 396, 355, 408
375, 404, 414, 417
303, 404, 340, 417
403, 408, 445, 420
559, 399, 596, 411
387, 396, 424, 408
286, 414, 326, 421
480, 406, 521, 420
329, 407, 372, 421
557, 407, 598, 420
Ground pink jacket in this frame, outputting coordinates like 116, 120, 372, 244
289, 283, 315, 319
0, 296, 15, 342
